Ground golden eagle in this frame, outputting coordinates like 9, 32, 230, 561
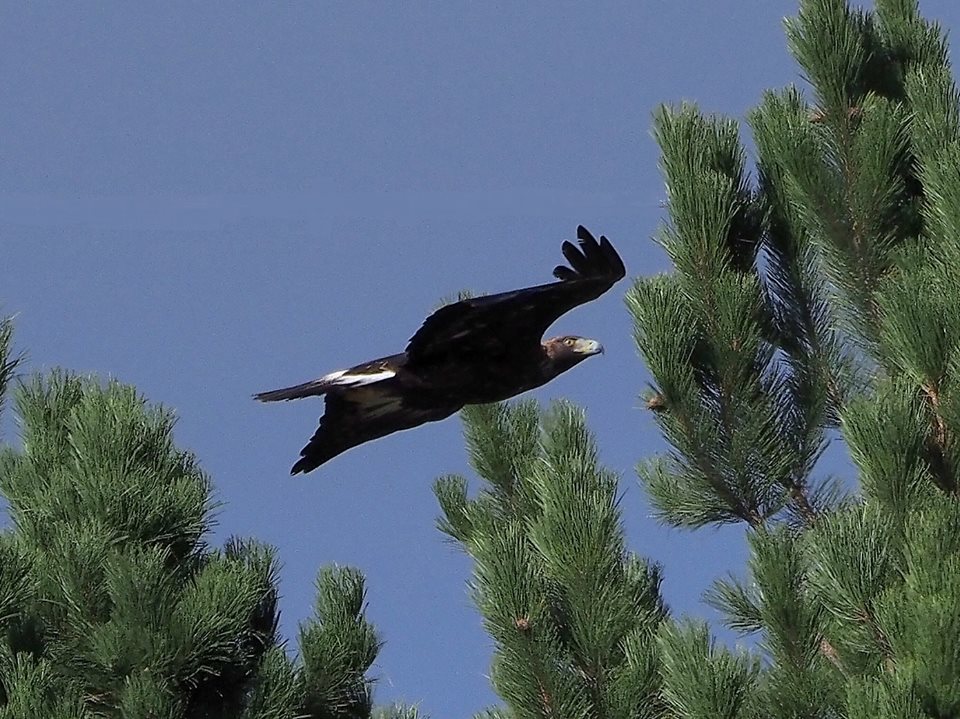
256, 225, 625, 474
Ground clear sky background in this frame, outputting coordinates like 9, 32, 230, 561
2, 2, 959, 716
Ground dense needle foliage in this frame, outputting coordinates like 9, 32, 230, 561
0, 329, 396, 718
3, 1, 959, 717
441, 1, 959, 716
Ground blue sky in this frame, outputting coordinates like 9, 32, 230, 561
3, 2, 958, 716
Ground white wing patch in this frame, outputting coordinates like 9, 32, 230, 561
322, 368, 396, 388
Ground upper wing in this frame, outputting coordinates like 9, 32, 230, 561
404, 226, 625, 368
290, 386, 459, 474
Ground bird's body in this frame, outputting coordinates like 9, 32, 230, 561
256, 226, 625, 473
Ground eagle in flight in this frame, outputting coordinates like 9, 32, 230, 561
256, 226, 626, 474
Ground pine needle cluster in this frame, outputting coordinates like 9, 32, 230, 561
439, 2, 960, 717
0, 329, 392, 718
435, 400, 667, 719
624, 1, 960, 716
4, 1, 959, 717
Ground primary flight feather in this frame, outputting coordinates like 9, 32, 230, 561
256, 225, 626, 474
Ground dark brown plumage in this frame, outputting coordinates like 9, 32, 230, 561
255, 225, 626, 474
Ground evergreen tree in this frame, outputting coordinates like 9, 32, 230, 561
0, 322, 402, 718
5, 2, 960, 717
437, 1, 959, 717
435, 401, 667, 719
623, 0, 959, 717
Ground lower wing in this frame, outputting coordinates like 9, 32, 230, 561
290, 386, 460, 474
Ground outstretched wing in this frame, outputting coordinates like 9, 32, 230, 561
404, 226, 625, 369
289, 387, 460, 474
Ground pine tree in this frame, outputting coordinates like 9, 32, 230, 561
0, 321, 402, 718
434, 1, 959, 717
435, 400, 667, 719
5, 2, 960, 717
623, 0, 960, 717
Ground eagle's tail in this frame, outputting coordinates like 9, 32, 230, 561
254, 379, 332, 402
254, 365, 398, 402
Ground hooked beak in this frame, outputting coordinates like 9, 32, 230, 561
578, 339, 605, 356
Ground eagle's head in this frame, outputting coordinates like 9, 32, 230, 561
543, 335, 604, 376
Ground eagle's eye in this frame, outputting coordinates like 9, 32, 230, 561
563, 337, 575, 346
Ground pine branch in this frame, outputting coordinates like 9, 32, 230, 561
438, 400, 666, 717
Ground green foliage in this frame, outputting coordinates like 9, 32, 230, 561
628, 105, 828, 530
5, 1, 960, 717
623, 1, 960, 717
0, 339, 391, 718
299, 567, 381, 719
0, 316, 21, 425
438, 6, 960, 716
658, 621, 759, 719
372, 705, 430, 719
436, 400, 666, 719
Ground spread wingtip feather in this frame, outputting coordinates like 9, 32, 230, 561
553, 265, 578, 281
553, 225, 624, 282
